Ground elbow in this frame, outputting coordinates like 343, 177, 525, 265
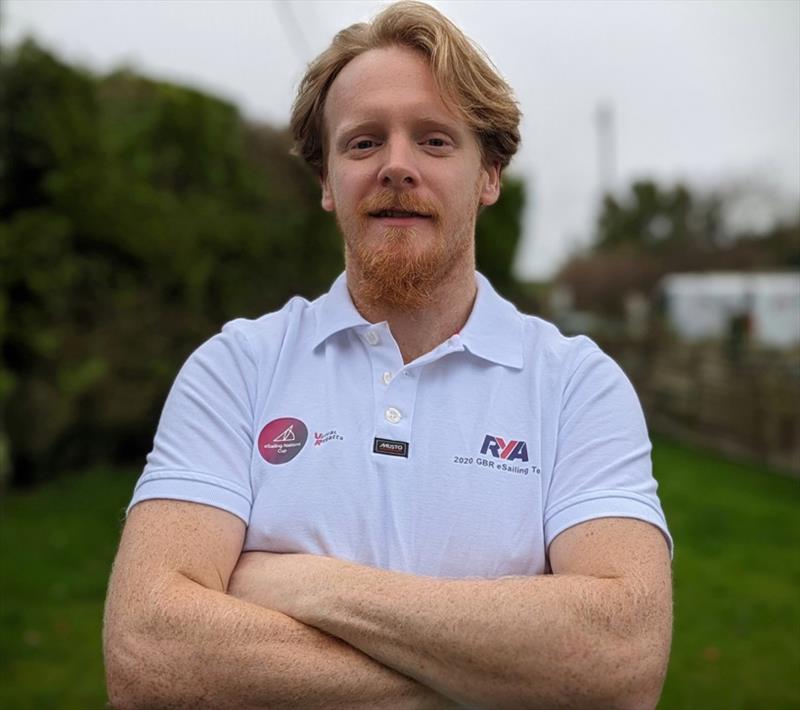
104, 630, 143, 709
592, 630, 671, 710
104, 627, 155, 710
477, 638, 669, 710
625, 650, 671, 710
105, 668, 142, 709
605, 662, 669, 710
103, 577, 201, 708
104, 623, 179, 710
593, 580, 673, 710
536, 625, 671, 710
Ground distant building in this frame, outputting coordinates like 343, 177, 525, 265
661, 272, 800, 348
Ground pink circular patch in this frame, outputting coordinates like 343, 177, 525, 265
258, 417, 308, 465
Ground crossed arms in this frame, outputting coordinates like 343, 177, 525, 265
103, 499, 672, 709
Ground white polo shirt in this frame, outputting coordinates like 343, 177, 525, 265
130, 272, 671, 577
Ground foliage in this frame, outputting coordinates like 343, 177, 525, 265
476, 174, 525, 297
0, 40, 344, 484
0, 40, 525, 486
596, 180, 724, 253
2, 439, 798, 707
557, 179, 800, 316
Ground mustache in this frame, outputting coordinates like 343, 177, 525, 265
360, 191, 439, 221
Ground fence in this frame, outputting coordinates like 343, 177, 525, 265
600, 335, 800, 476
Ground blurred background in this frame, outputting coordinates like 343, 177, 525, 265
1, 0, 798, 707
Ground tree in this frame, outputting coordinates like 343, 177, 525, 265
556, 179, 797, 318
0, 40, 528, 486
596, 180, 723, 253
0, 42, 342, 484
476, 175, 525, 297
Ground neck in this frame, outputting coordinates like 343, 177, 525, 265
346, 258, 477, 364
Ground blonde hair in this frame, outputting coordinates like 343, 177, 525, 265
290, 0, 521, 175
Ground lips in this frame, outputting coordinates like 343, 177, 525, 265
362, 190, 438, 222
369, 209, 432, 219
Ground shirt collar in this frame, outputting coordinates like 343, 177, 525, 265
458, 272, 524, 369
313, 271, 524, 370
312, 272, 371, 347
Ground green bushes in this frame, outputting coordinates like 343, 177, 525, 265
1, 41, 345, 485
0, 41, 525, 486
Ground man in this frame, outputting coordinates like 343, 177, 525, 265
103, 2, 673, 708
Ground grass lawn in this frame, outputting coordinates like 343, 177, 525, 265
656, 440, 800, 709
1, 467, 137, 709
1, 438, 798, 708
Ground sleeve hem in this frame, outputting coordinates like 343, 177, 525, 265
128, 470, 252, 524
545, 492, 673, 557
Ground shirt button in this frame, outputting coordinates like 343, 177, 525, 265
382, 371, 392, 385
365, 330, 380, 346
385, 407, 402, 424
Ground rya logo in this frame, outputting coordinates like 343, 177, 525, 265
480, 435, 529, 462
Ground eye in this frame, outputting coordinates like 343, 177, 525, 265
421, 135, 453, 152
350, 139, 378, 151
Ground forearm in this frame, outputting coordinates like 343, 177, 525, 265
236, 553, 671, 710
309, 568, 669, 710
103, 571, 455, 709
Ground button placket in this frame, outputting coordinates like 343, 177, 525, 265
385, 407, 403, 424
376, 365, 419, 448
361, 324, 419, 453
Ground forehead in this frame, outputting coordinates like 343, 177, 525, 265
324, 46, 466, 136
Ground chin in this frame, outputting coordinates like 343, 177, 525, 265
348, 236, 454, 312
357, 274, 439, 312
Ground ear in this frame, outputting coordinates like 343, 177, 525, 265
320, 173, 335, 212
479, 161, 501, 207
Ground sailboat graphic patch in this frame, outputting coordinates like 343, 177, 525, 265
258, 417, 308, 465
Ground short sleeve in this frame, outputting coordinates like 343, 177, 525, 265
544, 345, 672, 555
127, 322, 257, 523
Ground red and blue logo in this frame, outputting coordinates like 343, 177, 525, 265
480, 435, 529, 462
258, 417, 308, 465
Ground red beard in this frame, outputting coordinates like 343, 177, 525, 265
341, 189, 474, 312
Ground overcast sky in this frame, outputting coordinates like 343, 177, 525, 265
3, 0, 798, 279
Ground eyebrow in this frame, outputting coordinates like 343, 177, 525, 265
334, 120, 381, 149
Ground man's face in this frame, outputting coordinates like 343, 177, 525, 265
320, 46, 501, 310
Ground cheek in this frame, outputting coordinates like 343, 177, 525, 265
328, 171, 365, 210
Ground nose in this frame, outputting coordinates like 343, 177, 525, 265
377, 137, 420, 189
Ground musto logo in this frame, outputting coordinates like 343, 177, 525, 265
258, 417, 308, 465
480, 435, 529, 462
